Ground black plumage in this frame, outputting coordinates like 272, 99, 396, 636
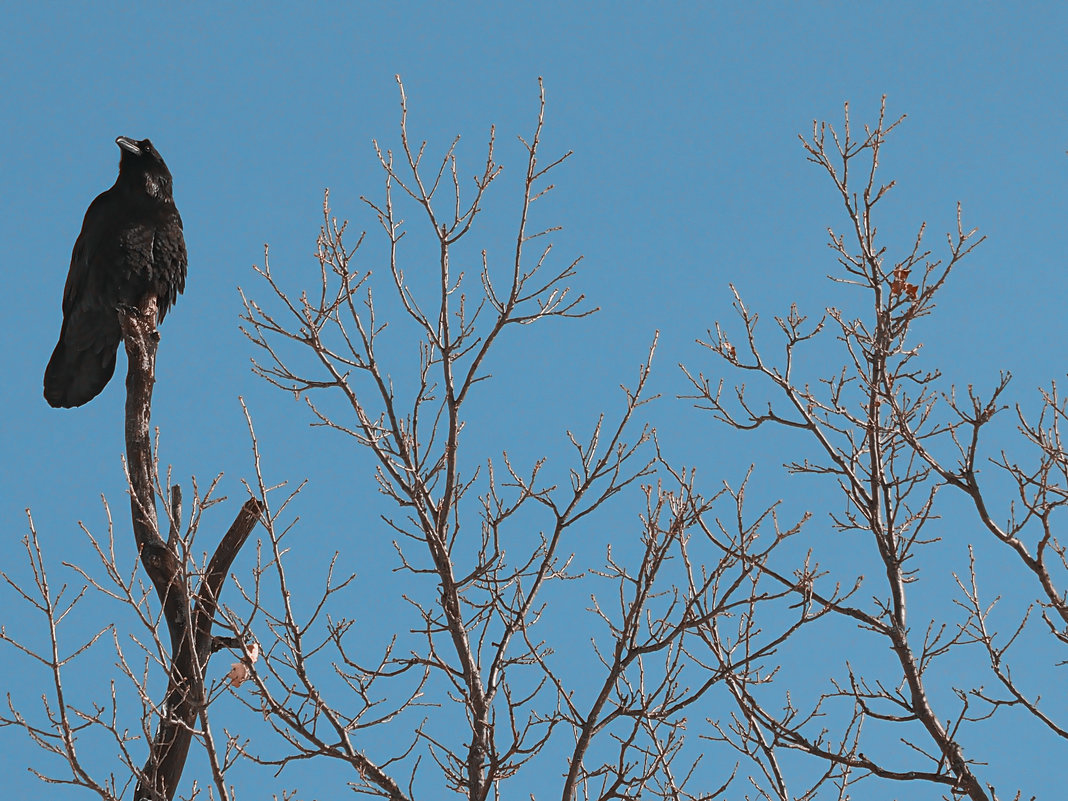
44, 137, 187, 408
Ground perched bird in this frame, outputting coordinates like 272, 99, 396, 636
44, 137, 187, 408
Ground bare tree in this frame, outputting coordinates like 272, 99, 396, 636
683, 99, 1065, 801
232, 78, 820, 800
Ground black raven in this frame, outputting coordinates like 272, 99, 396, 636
44, 137, 187, 408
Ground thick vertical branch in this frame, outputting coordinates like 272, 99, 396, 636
119, 301, 260, 801
120, 299, 186, 651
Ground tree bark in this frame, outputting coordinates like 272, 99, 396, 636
119, 301, 261, 801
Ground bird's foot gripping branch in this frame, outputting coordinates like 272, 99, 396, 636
118, 300, 261, 801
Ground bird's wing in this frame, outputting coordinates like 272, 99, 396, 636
61, 189, 120, 315
44, 190, 124, 407
152, 207, 188, 320
60, 218, 93, 317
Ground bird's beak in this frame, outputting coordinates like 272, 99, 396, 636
116, 136, 141, 155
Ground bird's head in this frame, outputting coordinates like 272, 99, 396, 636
116, 136, 174, 200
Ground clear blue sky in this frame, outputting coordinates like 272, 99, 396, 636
2, 3, 1066, 799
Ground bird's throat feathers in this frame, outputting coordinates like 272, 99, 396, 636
117, 146, 175, 202
141, 171, 167, 199
116, 165, 174, 203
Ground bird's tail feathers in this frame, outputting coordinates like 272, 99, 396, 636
43, 320, 120, 408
